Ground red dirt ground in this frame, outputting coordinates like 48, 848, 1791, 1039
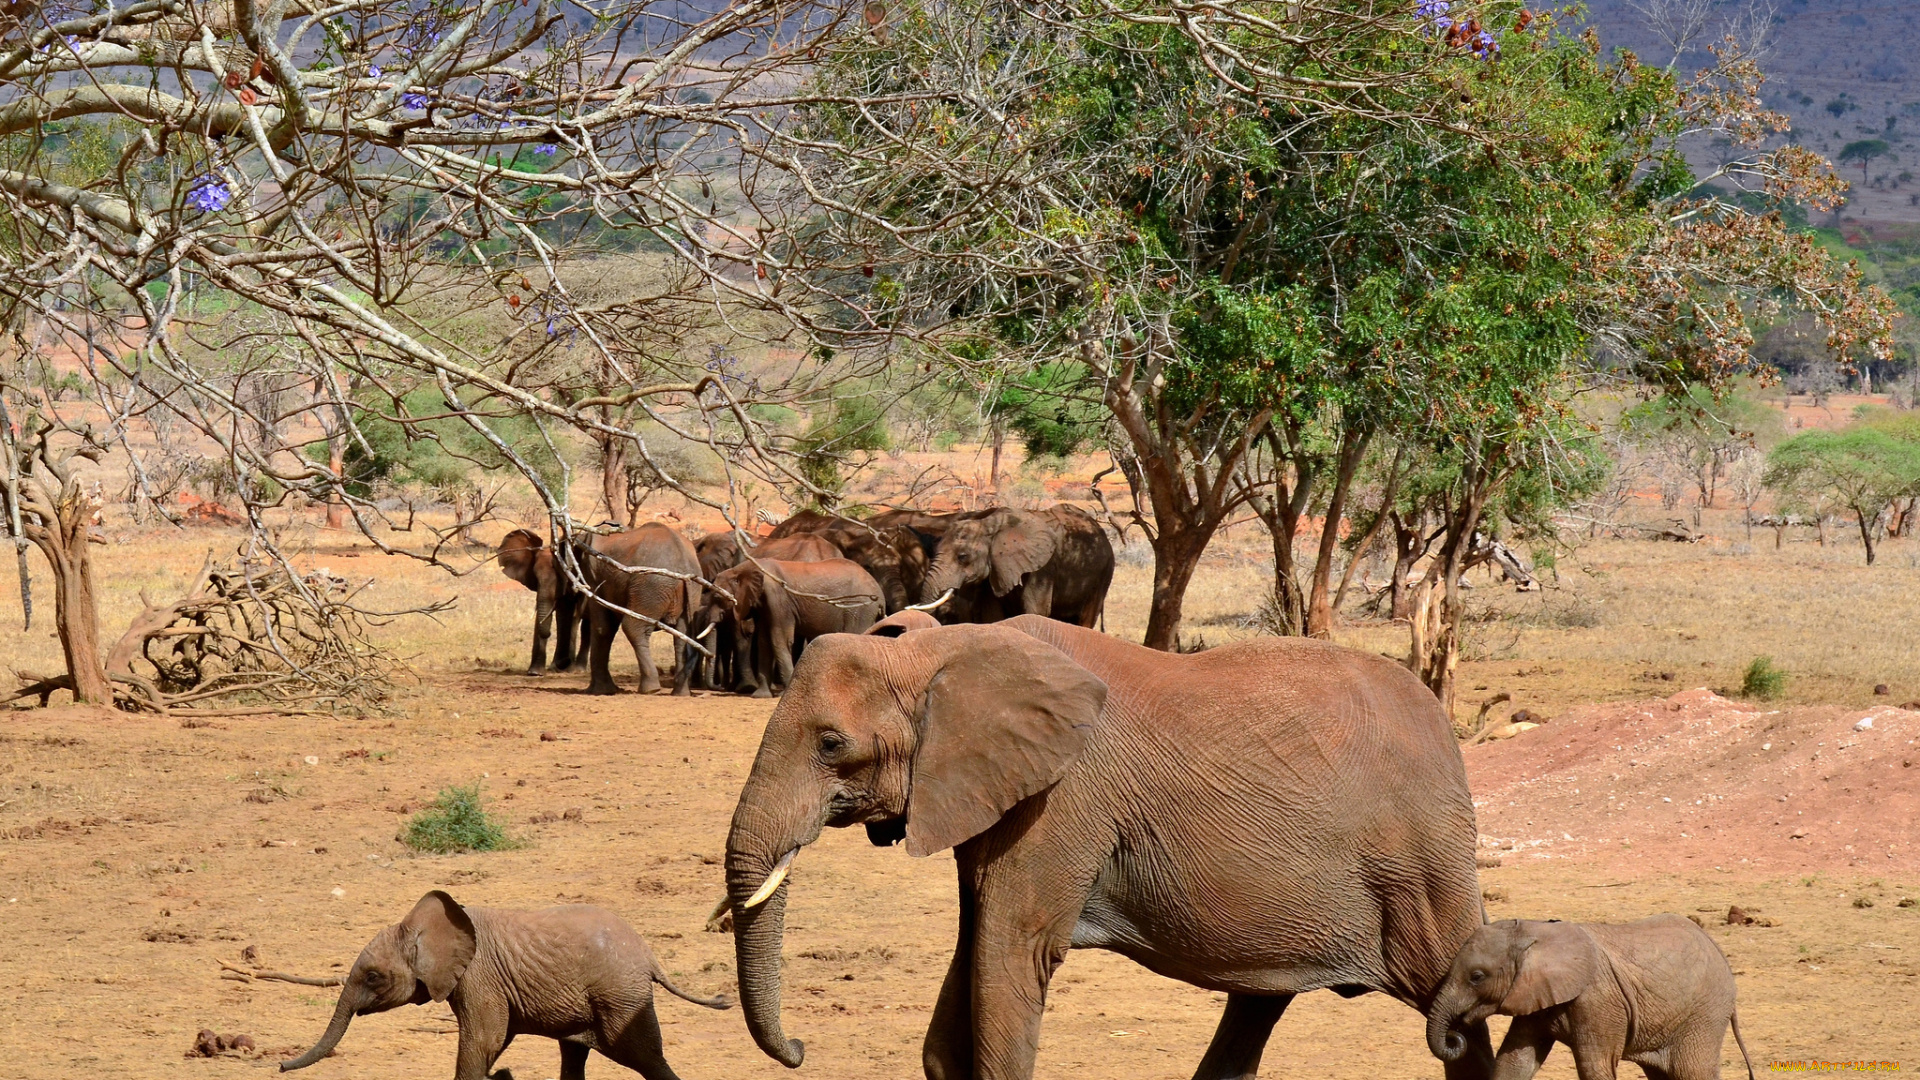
1466, 688, 1920, 874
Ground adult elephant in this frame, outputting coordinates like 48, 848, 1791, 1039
574, 523, 703, 696
705, 557, 882, 697
723, 617, 1494, 1080
767, 510, 927, 613
691, 534, 843, 692
495, 529, 584, 675
920, 504, 1113, 628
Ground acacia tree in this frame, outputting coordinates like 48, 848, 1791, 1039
728, 0, 1893, 709
1765, 427, 1920, 565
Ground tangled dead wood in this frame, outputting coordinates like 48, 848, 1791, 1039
8, 555, 445, 715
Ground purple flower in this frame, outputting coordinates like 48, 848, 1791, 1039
402, 92, 431, 110
368, 64, 382, 77
533, 143, 557, 155
1434, 15, 1453, 31
186, 176, 232, 213
1471, 30, 1500, 59
1415, 0, 1450, 17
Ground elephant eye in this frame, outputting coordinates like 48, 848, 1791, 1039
1468, 969, 1486, 984
819, 730, 847, 755
365, 969, 385, 986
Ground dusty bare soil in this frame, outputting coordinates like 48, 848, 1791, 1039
4, 668, 1918, 1080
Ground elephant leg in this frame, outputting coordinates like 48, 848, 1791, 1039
1019, 577, 1053, 619
528, 599, 553, 675
922, 880, 976, 1080
624, 616, 661, 694
557, 1038, 590, 1080
1490, 1015, 1555, 1080
599, 1006, 683, 1080
963, 877, 1082, 1080
551, 594, 580, 671
1190, 993, 1291, 1080
768, 611, 797, 690
452, 1002, 511, 1080
585, 605, 621, 695
1663, 1026, 1731, 1080
670, 624, 695, 697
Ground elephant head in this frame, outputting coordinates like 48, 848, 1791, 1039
922, 508, 1053, 602
497, 529, 547, 591
1426, 919, 1599, 1062
281, 892, 477, 1071
724, 625, 1107, 1067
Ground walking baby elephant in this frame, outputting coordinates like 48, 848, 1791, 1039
280, 891, 729, 1080
1427, 915, 1755, 1080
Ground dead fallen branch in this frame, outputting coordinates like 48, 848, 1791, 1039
216, 960, 343, 987
8, 553, 447, 715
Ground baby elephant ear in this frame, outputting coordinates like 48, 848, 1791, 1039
1501, 921, 1598, 1015
401, 891, 477, 1002
904, 625, 1106, 857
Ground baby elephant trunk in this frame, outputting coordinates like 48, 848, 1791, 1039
1425, 994, 1471, 1063
280, 992, 358, 1071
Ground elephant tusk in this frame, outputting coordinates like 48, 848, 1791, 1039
741, 849, 796, 909
903, 589, 953, 612
697, 623, 715, 640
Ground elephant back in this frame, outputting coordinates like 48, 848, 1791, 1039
585, 523, 701, 619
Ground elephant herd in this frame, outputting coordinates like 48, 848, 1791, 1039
454, 506, 1758, 1080
495, 504, 1117, 698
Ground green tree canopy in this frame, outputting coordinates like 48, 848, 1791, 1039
1764, 427, 1920, 564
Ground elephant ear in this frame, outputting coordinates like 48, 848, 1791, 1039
498, 529, 543, 587
728, 568, 764, 622
400, 890, 477, 1002
905, 625, 1107, 857
988, 512, 1055, 596
1501, 921, 1598, 1015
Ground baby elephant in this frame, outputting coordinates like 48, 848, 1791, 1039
1427, 916, 1755, 1080
281, 891, 728, 1080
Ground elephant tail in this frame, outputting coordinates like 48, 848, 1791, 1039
655, 970, 733, 1010
1730, 1005, 1756, 1080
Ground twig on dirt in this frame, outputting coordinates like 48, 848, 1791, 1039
216, 960, 343, 987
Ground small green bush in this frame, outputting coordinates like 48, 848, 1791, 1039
403, 784, 517, 854
1741, 656, 1789, 701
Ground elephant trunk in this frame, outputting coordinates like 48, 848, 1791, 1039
728, 852, 804, 1068
1425, 989, 1472, 1063
280, 990, 359, 1071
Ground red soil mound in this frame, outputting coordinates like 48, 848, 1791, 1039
1464, 688, 1920, 874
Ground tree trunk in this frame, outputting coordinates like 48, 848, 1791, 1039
50, 537, 111, 704
988, 420, 1005, 495
324, 439, 348, 529
28, 484, 112, 704
600, 433, 629, 526
1858, 507, 1877, 565
1411, 454, 1500, 718
1306, 429, 1370, 638
1390, 511, 1427, 621
1143, 530, 1207, 651
1268, 522, 1306, 637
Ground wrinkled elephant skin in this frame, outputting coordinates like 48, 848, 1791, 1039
724, 616, 1495, 1080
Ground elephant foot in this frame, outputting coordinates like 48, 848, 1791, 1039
523, 668, 545, 677
585, 682, 621, 696
638, 681, 662, 695
749, 686, 772, 699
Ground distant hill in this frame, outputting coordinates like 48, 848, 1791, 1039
1581, 0, 1920, 224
